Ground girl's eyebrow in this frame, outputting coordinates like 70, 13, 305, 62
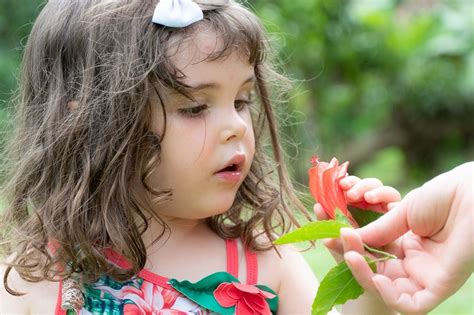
187, 75, 256, 91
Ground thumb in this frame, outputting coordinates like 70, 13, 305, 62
356, 199, 410, 247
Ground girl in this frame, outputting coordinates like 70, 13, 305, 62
0, 0, 400, 314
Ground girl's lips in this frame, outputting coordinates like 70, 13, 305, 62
215, 154, 246, 174
214, 171, 242, 183
214, 153, 246, 183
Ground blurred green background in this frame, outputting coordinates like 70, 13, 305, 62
0, 0, 473, 313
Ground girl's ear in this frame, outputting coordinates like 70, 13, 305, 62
67, 101, 79, 111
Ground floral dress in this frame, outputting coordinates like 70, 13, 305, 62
54, 239, 278, 315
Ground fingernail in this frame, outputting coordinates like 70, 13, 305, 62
340, 228, 350, 248
344, 250, 357, 262
341, 227, 352, 234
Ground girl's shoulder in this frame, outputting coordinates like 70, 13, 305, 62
256, 242, 318, 314
256, 242, 317, 287
0, 261, 58, 315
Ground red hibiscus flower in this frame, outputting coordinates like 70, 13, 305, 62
309, 156, 356, 225
214, 282, 275, 315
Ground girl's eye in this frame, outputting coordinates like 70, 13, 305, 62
235, 91, 255, 111
178, 104, 209, 118
235, 99, 251, 111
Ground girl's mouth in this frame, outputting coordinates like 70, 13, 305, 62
218, 163, 240, 172
215, 154, 245, 173
214, 154, 246, 183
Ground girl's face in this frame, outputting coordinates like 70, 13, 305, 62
149, 30, 256, 220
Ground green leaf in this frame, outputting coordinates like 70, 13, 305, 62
274, 220, 350, 245
312, 258, 376, 315
335, 208, 351, 226
349, 207, 384, 227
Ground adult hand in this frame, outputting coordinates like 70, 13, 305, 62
342, 162, 474, 314
314, 176, 400, 261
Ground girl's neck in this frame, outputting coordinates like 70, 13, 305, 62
140, 216, 227, 281
142, 215, 212, 251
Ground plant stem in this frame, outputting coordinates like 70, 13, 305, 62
368, 256, 394, 264
363, 244, 397, 260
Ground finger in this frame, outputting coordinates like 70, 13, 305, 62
356, 201, 410, 247
323, 239, 344, 262
339, 175, 360, 190
344, 251, 378, 294
364, 186, 401, 205
372, 275, 439, 314
377, 257, 409, 280
371, 275, 400, 309
314, 203, 330, 221
346, 178, 383, 202
340, 228, 365, 254
382, 237, 405, 259
349, 201, 387, 213
327, 248, 343, 262
392, 278, 423, 295
323, 238, 343, 254
351, 186, 402, 213
387, 201, 399, 210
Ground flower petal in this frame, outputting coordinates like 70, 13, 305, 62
334, 161, 349, 215
260, 301, 272, 315
225, 284, 241, 300
243, 293, 265, 309
123, 304, 144, 315
259, 290, 276, 300
214, 283, 237, 308
309, 166, 321, 204
329, 157, 339, 167
336, 161, 349, 179
232, 282, 260, 294
321, 166, 341, 218
309, 156, 327, 208
235, 299, 256, 315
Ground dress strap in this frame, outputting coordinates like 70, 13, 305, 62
244, 248, 258, 285
225, 238, 258, 285
55, 280, 67, 315
225, 238, 239, 278
47, 240, 67, 315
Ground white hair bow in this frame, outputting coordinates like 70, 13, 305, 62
152, 0, 204, 28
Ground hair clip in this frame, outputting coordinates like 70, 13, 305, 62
152, 0, 204, 28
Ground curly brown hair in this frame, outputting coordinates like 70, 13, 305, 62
0, 0, 310, 294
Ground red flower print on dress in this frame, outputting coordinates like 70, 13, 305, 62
309, 156, 357, 225
214, 282, 275, 315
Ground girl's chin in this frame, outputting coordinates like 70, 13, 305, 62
195, 200, 237, 219
154, 192, 239, 220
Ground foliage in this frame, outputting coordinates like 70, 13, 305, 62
1, 0, 473, 190
0, 0, 472, 313
312, 259, 375, 315
275, 208, 389, 314
0, 0, 44, 99
274, 220, 349, 244
251, 0, 473, 189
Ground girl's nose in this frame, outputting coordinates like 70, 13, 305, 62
220, 107, 248, 143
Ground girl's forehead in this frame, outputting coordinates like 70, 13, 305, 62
168, 27, 250, 72
174, 28, 220, 60
167, 28, 254, 86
